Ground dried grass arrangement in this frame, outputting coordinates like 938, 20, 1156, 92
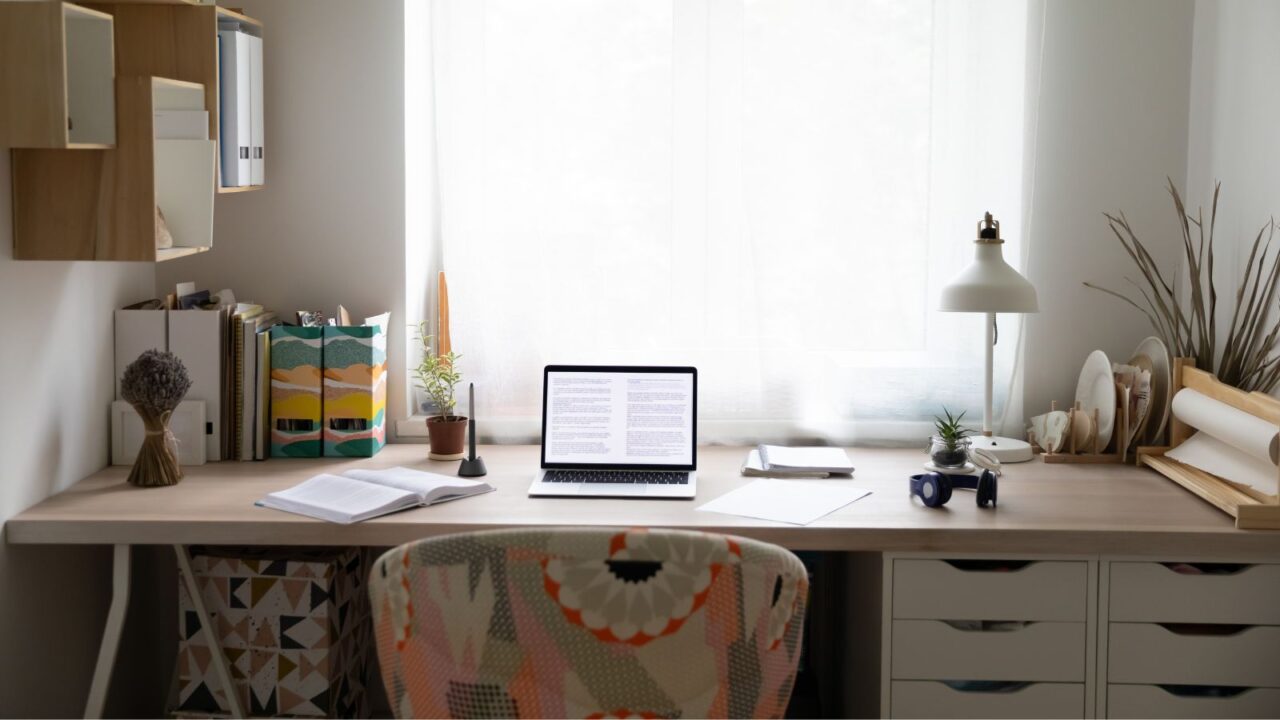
1085, 180, 1280, 392
120, 349, 192, 487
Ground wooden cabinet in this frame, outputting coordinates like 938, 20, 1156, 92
0, 2, 115, 148
4, 1, 264, 261
13, 77, 214, 261
90, 2, 265, 192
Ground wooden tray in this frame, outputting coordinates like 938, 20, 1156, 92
1136, 358, 1280, 530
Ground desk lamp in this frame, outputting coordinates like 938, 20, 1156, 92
939, 212, 1039, 462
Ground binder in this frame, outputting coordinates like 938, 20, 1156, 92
270, 326, 323, 457
321, 314, 389, 457
248, 33, 265, 185
218, 28, 251, 187
169, 308, 228, 460
114, 306, 167, 399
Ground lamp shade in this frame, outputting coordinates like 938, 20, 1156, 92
940, 213, 1039, 313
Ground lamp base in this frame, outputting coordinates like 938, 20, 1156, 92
458, 456, 488, 477
970, 435, 1034, 463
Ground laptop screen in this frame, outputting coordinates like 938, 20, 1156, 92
541, 365, 697, 470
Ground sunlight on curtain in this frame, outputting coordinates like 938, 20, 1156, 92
415, 0, 1032, 443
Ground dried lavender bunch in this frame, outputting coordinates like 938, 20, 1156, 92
121, 349, 192, 414
120, 350, 191, 487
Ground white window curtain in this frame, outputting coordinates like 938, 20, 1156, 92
407, 0, 1037, 444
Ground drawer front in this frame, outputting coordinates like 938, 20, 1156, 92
894, 559, 1088, 621
1110, 562, 1280, 624
1109, 623, 1280, 686
891, 681, 1084, 719
892, 620, 1086, 682
1108, 684, 1280, 718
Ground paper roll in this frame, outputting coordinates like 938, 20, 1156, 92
1170, 388, 1279, 465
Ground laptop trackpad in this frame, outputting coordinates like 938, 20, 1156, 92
577, 483, 647, 496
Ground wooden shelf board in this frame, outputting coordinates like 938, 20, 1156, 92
156, 246, 209, 262
65, 142, 113, 150
62, 3, 114, 21
217, 183, 263, 194
215, 5, 261, 27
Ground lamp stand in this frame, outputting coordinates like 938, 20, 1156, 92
973, 312, 1034, 463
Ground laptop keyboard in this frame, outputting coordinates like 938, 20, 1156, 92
544, 470, 690, 485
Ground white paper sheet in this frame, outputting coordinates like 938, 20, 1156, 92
696, 479, 871, 525
1171, 388, 1279, 464
1167, 432, 1279, 498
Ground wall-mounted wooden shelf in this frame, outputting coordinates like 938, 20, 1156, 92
87, 1, 264, 192
0, 2, 116, 149
13, 76, 215, 261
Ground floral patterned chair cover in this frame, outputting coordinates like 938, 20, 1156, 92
369, 527, 809, 719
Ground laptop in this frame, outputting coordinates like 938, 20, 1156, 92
529, 365, 698, 498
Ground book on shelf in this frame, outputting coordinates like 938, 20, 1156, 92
257, 467, 494, 524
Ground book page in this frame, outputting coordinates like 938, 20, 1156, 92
759, 445, 853, 472
343, 466, 490, 501
262, 473, 418, 524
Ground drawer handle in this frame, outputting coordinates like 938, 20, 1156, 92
1156, 622, 1252, 637
941, 620, 1032, 632
1161, 562, 1253, 576
1157, 684, 1254, 699
941, 681, 1032, 694
943, 559, 1034, 572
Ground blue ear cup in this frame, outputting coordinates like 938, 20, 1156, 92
910, 472, 950, 508
977, 469, 997, 508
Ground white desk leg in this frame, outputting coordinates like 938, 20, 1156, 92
85, 544, 130, 719
174, 545, 245, 719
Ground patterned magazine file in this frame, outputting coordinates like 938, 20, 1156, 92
174, 547, 372, 718
321, 321, 387, 457
270, 326, 323, 458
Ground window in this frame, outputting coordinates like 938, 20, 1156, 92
407, 0, 1034, 442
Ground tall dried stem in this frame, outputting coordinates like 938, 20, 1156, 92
1084, 180, 1280, 392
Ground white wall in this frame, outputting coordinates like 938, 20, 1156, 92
156, 0, 408, 431
1021, 0, 1195, 418
0, 148, 156, 716
1185, 0, 1280, 349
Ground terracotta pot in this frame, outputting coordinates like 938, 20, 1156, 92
426, 415, 468, 456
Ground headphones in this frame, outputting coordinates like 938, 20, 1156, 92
910, 448, 1000, 508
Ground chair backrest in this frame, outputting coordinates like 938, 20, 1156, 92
369, 527, 809, 719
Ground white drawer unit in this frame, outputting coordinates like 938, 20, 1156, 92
893, 620, 1086, 683
891, 681, 1086, 719
1107, 623, 1280, 687
1106, 684, 1280, 718
1109, 562, 1280, 624
894, 559, 1088, 621
882, 554, 1097, 719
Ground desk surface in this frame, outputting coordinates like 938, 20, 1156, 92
7, 445, 1280, 557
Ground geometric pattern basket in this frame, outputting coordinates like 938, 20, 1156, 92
174, 547, 373, 718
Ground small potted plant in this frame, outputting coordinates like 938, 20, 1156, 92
413, 323, 466, 459
930, 407, 972, 468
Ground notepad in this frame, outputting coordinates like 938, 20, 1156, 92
697, 479, 870, 525
742, 448, 848, 478
757, 445, 854, 474
257, 467, 494, 524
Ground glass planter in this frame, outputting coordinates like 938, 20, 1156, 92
929, 435, 970, 468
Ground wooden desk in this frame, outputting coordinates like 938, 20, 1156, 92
10, 445, 1280, 718
9, 444, 1280, 557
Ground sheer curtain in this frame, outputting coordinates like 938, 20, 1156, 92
409, 0, 1036, 444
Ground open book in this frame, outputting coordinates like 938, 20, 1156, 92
257, 467, 494, 524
